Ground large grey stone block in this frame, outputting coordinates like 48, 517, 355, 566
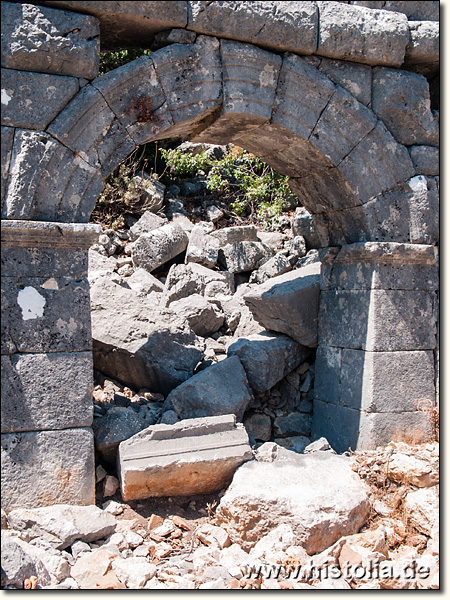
318, 289, 437, 351
311, 399, 361, 453
317, 1, 409, 67
404, 21, 439, 78
131, 223, 189, 273
90, 277, 202, 394
244, 262, 321, 347
316, 56, 372, 106
1, 69, 79, 131
151, 36, 222, 137
272, 53, 335, 141
409, 145, 439, 176
1, 1, 100, 78
372, 68, 438, 147
36, 1, 187, 50
352, 1, 439, 22
1, 352, 93, 433
93, 407, 147, 464
119, 414, 252, 500
1, 427, 95, 511
3, 129, 104, 223
187, 1, 318, 55
1, 276, 92, 354
324, 242, 439, 291
161, 262, 234, 307
338, 120, 415, 203
309, 84, 377, 165
164, 356, 253, 422
218, 241, 269, 274
227, 331, 311, 393
92, 55, 172, 146
47, 84, 135, 174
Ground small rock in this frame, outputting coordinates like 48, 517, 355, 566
102, 501, 125, 516
304, 437, 333, 453
112, 557, 156, 589
152, 519, 176, 538
71, 540, 91, 558
196, 523, 230, 549
103, 475, 120, 497
95, 465, 107, 484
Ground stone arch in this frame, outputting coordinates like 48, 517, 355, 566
4, 36, 420, 245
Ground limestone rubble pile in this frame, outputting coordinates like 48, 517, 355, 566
1, 440, 439, 590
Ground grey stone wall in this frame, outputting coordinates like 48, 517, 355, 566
0, 1, 439, 508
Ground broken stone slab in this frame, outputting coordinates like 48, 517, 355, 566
1, 536, 51, 589
292, 207, 328, 249
129, 210, 167, 241
161, 263, 234, 307
243, 262, 321, 347
372, 67, 439, 147
404, 486, 439, 537
93, 407, 148, 464
168, 294, 224, 337
404, 21, 439, 78
88, 248, 117, 284
227, 331, 311, 393
317, 2, 409, 67
243, 413, 272, 443
185, 221, 220, 268
118, 414, 252, 500
90, 277, 203, 394
6, 505, 116, 550
249, 252, 293, 284
387, 453, 439, 488
216, 447, 370, 554
132, 176, 165, 215
164, 356, 253, 422
131, 222, 188, 273
218, 241, 269, 274
126, 268, 164, 295
152, 28, 197, 49
210, 225, 259, 247
0, 1, 100, 78
1, 69, 80, 131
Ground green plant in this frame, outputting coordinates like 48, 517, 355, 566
159, 148, 213, 177
99, 49, 152, 75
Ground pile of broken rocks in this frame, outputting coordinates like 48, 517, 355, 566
1, 439, 439, 589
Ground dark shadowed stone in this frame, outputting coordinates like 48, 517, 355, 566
93, 407, 148, 464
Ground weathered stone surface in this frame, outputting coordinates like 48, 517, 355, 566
315, 347, 436, 413
404, 486, 439, 537
1, 69, 79, 130
312, 399, 434, 452
88, 248, 116, 283
211, 225, 259, 247
244, 262, 321, 347
352, 1, 439, 22
1, 126, 14, 205
218, 241, 269, 274
37, 0, 187, 50
165, 356, 253, 422
272, 53, 335, 140
273, 412, 312, 438
1, 1, 100, 78
70, 548, 120, 589
7, 505, 116, 550
338, 121, 415, 204
152, 27, 197, 49
1, 352, 93, 433
92, 55, 171, 146
169, 294, 224, 337
387, 453, 439, 488
2, 129, 104, 223
112, 557, 156, 588
227, 331, 310, 393
131, 223, 188, 273
372, 68, 438, 147
249, 252, 293, 284
1, 536, 51, 589
216, 448, 370, 554
129, 210, 167, 241
161, 263, 234, 307
126, 268, 164, 295
317, 2, 409, 67
316, 56, 372, 106
409, 146, 439, 176
185, 221, 219, 268
404, 21, 439, 78
292, 207, 329, 249
90, 277, 202, 394
256, 231, 288, 253
309, 84, 377, 165
1, 427, 95, 511
188, 1, 317, 54
93, 407, 148, 464
118, 414, 252, 500
244, 413, 272, 443
1, 276, 92, 354
151, 36, 222, 137
318, 289, 436, 351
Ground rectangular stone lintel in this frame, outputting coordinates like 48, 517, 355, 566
1, 220, 102, 249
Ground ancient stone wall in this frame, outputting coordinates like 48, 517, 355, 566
1, 0, 439, 508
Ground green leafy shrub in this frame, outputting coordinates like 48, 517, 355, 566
99, 49, 152, 75
159, 148, 213, 177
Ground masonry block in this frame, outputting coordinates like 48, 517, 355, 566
317, 2, 409, 67
309, 84, 377, 165
316, 56, 372, 106
187, 1, 318, 55
92, 55, 171, 147
409, 145, 439, 176
272, 53, 336, 141
1, 427, 95, 511
1, 69, 79, 130
1, 351, 93, 433
338, 121, 415, 204
151, 36, 222, 137
404, 21, 439, 78
372, 67, 439, 147
1, 126, 14, 204
118, 414, 252, 500
318, 289, 436, 351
